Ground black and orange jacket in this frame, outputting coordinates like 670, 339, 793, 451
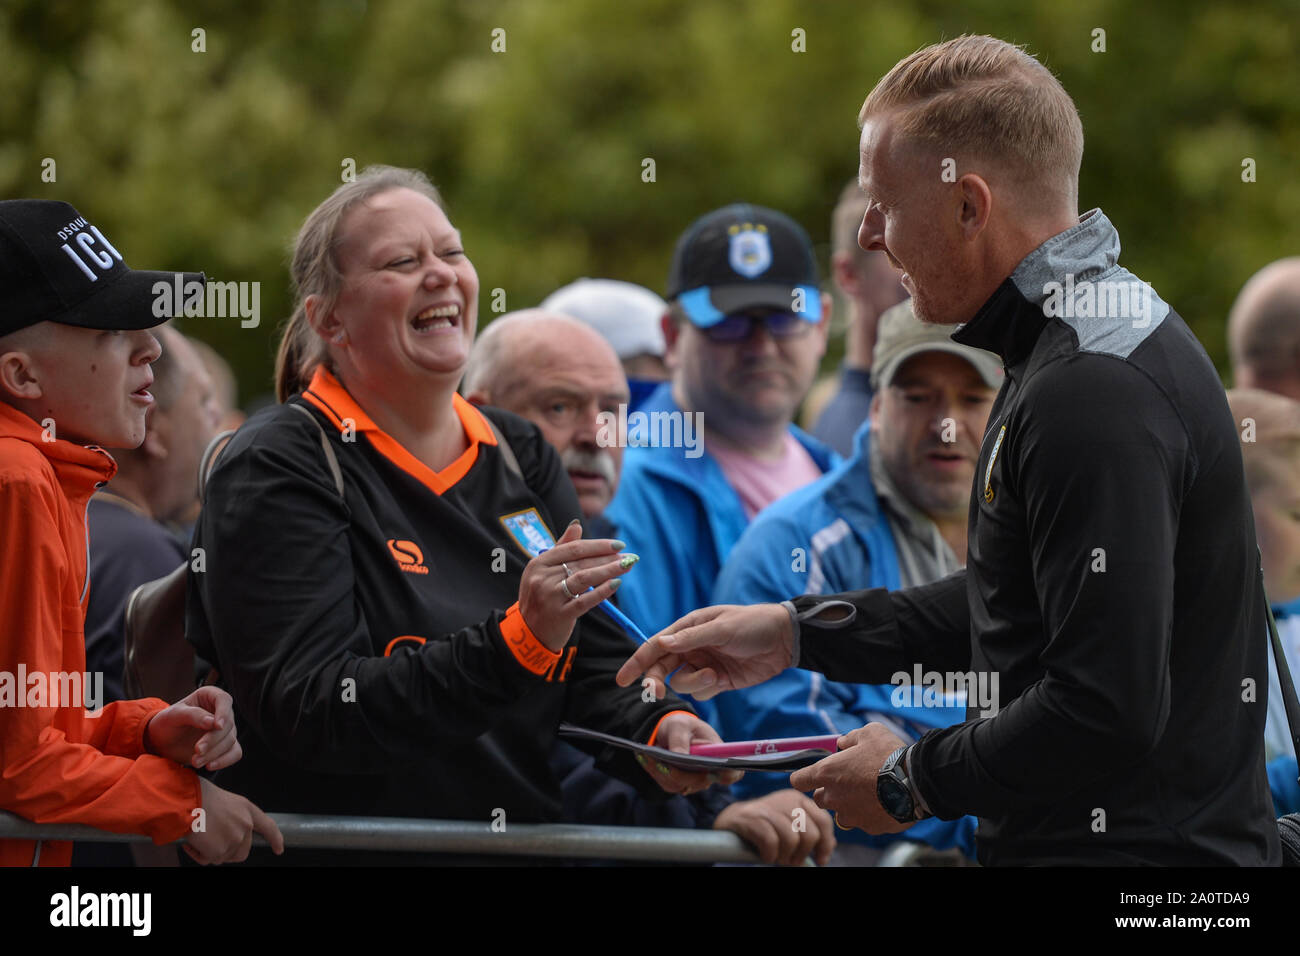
186, 367, 691, 860
0, 401, 200, 867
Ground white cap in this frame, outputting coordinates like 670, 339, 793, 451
540, 278, 668, 360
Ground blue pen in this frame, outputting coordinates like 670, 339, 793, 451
596, 597, 651, 645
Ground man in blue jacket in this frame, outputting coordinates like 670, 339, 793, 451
707, 299, 1000, 862
606, 203, 838, 640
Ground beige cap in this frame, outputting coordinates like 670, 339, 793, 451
871, 298, 1003, 390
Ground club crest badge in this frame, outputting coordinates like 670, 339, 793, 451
500, 507, 556, 558
728, 223, 771, 279
984, 425, 1006, 503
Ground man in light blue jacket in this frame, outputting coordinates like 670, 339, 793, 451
707, 299, 1002, 861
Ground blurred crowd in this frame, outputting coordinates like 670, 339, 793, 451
38, 170, 1297, 866
3, 33, 1297, 868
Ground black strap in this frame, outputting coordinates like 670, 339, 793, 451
196, 404, 346, 503
289, 403, 344, 497
1262, 561, 1300, 766
197, 429, 239, 504
485, 417, 522, 479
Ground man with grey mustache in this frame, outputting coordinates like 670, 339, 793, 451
463, 310, 626, 533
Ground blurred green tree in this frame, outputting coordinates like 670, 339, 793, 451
1, 0, 1295, 403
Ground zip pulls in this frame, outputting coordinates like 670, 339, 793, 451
79, 481, 106, 605
77, 446, 118, 605
978, 416, 1003, 461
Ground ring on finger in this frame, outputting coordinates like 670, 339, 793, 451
560, 576, 579, 600
562, 562, 574, 577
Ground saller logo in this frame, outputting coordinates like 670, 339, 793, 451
387, 539, 429, 574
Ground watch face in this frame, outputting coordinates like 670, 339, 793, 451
878, 775, 914, 822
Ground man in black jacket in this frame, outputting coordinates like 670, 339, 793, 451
618, 34, 1281, 865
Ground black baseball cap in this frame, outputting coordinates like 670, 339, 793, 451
665, 202, 822, 327
0, 199, 203, 337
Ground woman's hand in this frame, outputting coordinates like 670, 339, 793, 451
635, 711, 743, 795
518, 519, 638, 652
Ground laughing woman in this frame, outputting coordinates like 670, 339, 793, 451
186, 166, 730, 863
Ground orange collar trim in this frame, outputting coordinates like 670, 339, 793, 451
301, 366, 497, 496
0, 399, 117, 493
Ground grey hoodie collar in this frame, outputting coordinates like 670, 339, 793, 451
1010, 208, 1117, 305
976, 206, 1170, 363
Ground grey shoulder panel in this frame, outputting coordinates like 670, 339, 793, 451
1009, 209, 1170, 359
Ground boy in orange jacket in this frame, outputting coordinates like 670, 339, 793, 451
0, 199, 282, 866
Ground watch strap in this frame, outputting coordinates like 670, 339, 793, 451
904, 744, 933, 820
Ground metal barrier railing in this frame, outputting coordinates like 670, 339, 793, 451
0, 810, 775, 864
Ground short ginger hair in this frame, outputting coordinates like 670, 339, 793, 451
859, 35, 1084, 209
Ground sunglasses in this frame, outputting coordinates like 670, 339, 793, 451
701, 310, 817, 343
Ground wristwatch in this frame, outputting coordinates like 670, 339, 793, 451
877, 745, 932, 823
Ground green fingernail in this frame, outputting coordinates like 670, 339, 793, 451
610, 539, 627, 552
619, 553, 639, 569
609, 578, 622, 591
656, 762, 671, 776
635, 753, 646, 766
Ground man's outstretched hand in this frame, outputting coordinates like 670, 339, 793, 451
615, 603, 795, 701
